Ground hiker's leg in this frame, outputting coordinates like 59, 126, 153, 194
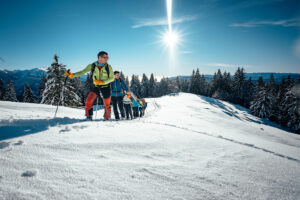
134, 107, 138, 117
129, 106, 133, 119
124, 104, 129, 119
100, 87, 112, 119
117, 96, 125, 118
140, 108, 142, 117
111, 96, 119, 119
132, 107, 135, 117
85, 91, 97, 117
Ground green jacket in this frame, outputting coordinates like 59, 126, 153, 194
73, 62, 114, 86
139, 100, 143, 108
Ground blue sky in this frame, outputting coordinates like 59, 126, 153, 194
0, 0, 299, 76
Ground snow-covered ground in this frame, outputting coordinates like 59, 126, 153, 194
0, 93, 300, 200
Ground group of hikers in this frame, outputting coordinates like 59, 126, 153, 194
65, 51, 147, 121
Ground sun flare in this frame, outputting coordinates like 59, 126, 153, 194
163, 31, 179, 47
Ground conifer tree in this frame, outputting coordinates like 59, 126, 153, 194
120, 71, 125, 80
148, 73, 156, 97
141, 73, 149, 97
23, 83, 35, 103
130, 75, 141, 97
37, 74, 47, 103
3, 79, 17, 102
189, 70, 196, 94
41, 55, 81, 106
250, 76, 276, 118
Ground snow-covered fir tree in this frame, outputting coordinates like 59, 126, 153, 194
41, 55, 81, 107
243, 77, 254, 108
292, 77, 300, 99
157, 77, 169, 96
125, 76, 130, 89
175, 77, 181, 92
130, 75, 141, 97
265, 74, 277, 93
210, 69, 224, 99
250, 76, 276, 118
180, 79, 190, 93
213, 71, 232, 101
3, 79, 17, 102
279, 90, 300, 133
231, 67, 247, 106
23, 83, 35, 103
37, 74, 47, 103
168, 78, 179, 93
275, 77, 300, 133
208, 72, 217, 97
148, 73, 156, 97
264, 74, 278, 121
71, 77, 84, 105
141, 73, 149, 97
199, 74, 207, 96
189, 70, 196, 94
120, 71, 125, 80
193, 69, 202, 95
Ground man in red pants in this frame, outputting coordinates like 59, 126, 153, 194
65, 51, 114, 120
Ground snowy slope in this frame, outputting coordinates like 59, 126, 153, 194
0, 93, 300, 200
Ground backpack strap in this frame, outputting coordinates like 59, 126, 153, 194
90, 62, 96, 79
105, 64, 110, 78
118, 78, 125, 90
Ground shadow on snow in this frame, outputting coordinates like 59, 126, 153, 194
0, 117, 85, 141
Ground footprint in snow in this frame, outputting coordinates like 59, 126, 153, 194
59, 126, 71, 133
21, 169, 37, 177
13, 140, 23, 146
97, 155, 107, 159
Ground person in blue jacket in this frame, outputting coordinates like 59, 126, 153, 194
111, 71, 128, 120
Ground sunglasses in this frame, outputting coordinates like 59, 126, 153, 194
101, 56, 109, 59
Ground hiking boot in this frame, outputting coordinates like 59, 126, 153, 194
104, 116, 111, 121
86, 116, 93, 121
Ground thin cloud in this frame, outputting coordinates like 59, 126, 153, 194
208, 63, 254, 68
0, 57, 5, 63
132, 15, 197, 29
180, 51, 192, 54
230, 18, 300, 28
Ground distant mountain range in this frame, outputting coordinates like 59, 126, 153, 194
0, 68, 47, 100
0, 68, 299, 101
170, 73, 300, 83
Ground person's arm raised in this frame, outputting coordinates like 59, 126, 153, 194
73, 64, 92, 77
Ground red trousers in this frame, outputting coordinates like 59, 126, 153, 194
85, 91, 111, 119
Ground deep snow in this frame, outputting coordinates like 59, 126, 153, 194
0, 93, 300, 200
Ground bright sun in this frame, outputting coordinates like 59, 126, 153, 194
163, 31, 179, 47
